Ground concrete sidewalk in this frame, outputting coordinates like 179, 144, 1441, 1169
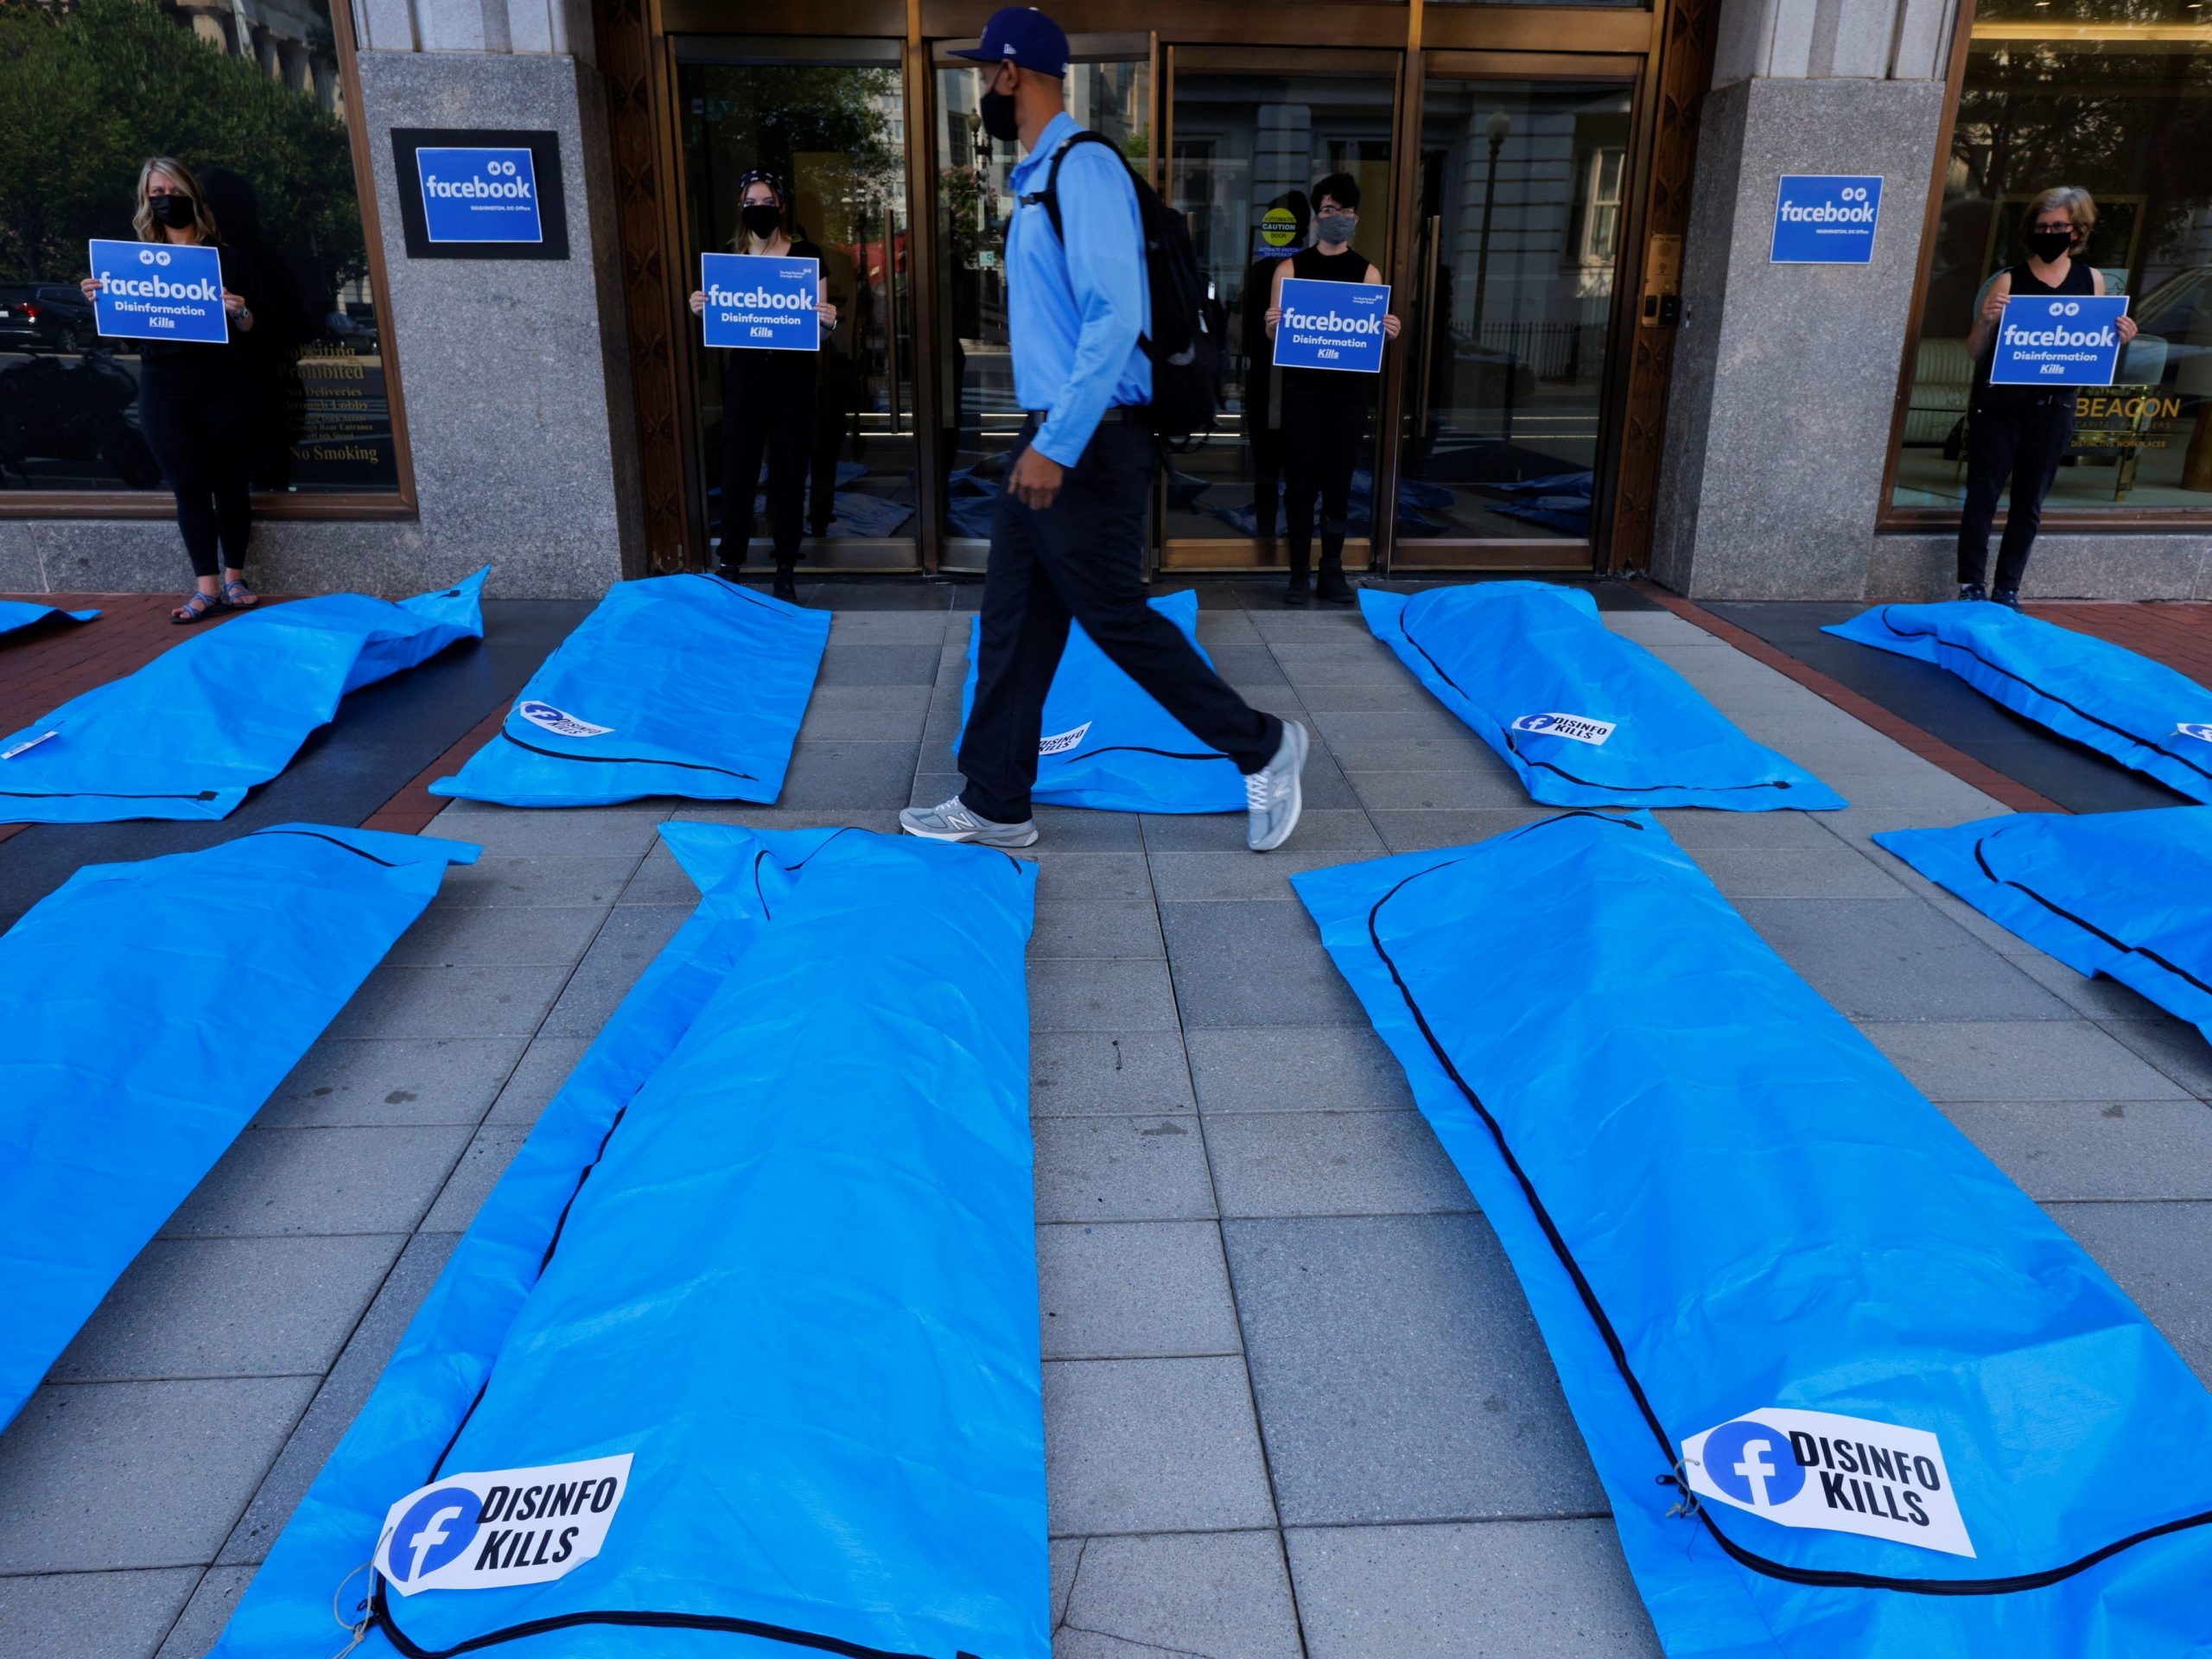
3, 584, 2209, 1658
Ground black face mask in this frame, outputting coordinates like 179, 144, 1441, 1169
741, 202, 783, 238
148, 194, 195, 229
980, 88, 1021, 143
2025, 226, 2075, 263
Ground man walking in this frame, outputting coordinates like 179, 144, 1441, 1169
900, 6, 1308, 853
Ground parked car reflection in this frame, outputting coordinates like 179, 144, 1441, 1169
0, 283, 98, 353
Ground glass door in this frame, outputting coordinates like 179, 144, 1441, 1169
1164, 48, 1402, 570
674, 37, 918, 572
929, 35, 1154, 574
1393, 57, 1642, 569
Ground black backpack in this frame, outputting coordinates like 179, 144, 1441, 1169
1029, 130, 1225, 449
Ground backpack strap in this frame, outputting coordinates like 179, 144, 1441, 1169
1020, 129, 1122, 244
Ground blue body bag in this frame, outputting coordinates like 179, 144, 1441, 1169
1363, 583, 1845, 810
1877, 807, 2212, 1043
0, 599, 99, 638
0, 824, 477, 1430
1826, 601, 2212, 803
214, 825, 1045, 1659
958, 588, 1246, 813
431, 575, 830, 808
1294, 813, 2212, 1658
0, 571, 486, 823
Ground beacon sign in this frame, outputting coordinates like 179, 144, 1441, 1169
416, 147, 544, 245
1770, 175, 1884, 264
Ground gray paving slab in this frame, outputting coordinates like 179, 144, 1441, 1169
2100, 1017, 2212, 1100
327, 962, 573, 1040
1206, 1109, 1472, 1217
618, 840, 702, 905
1294, 679, 1446, 712
2049, 1200, 2212, 1382
1653, 807, 1847, 849
664, 805, 904, 834
1141, 808, 1378, 853
430, 854, 637, 906
1944, 1101, 2212, 1200
1160, 902, 1366, 1028
1033, 1116, 1217, 1223
814, 640, 940, 684
1287, 1519, 1662, 1658
778, 741, 923, 808
53, 1234, 404, 1383
1031, 1033, 1196, 1116
0, 1377, 317, 1573
1051, 1538, 1081, 1628
820, 608, 950, 640
1057, 1529, 1303, 1659
1201, 645, 1292, 687
1368, 807, 1555, 853
1033, 806, 1147, 850
382, 901, 607, 967
0, 1567, 200, 1659
1733, 898, 2075, 1022
797, 688, 930, 741
1348, 769, 1540, 810
421, 1124, 532, 1232
257, 1036, 526, 1128
1310, 705, 1478, 747
2012, 953, 2174, 1023
427, 807, 666, 855
485, 1035, 593, 1125
1030, 901, 1164, 960
154, 1565, 255, 1659
1186, 1026, 1414, 1115
1029, 853, 1153, 903
161, 1126, 472, 1237
1688, 847, 1908, 901
1146, 849, 1363, 904
1039, 1222, 1242, 1360
1321, 733, 1501, 774
1224, 1214, 1606, 1524
1029, 959, 1183, 1032
537, 903, 691, 1038
910, 769, 967, 810
1859, 1020, 2190, 1102
1043, 1357, 1276, 1535
215, 1233, 458, 1567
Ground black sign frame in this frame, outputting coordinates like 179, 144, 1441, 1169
391, 127, 569, 261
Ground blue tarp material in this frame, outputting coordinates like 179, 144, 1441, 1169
1294, 811, 2212, 1659
0, 569, 486, 823
1877, 808, 2212, 1043
430, 574, 830, 808
0, 599, 99, 638
1363, 582, 1846, 810
214, 824, 1045, 1659
957, 587, 1247, 813
0, 823, 476, 1432
1825, 601, 2212, 803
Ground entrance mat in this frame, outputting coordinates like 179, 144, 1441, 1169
215, 824, 1045, 1659
1878, 807, 2212, 1043
0, 824, 477, 1430
433, 574, 830, 809
1364, 582, 1845, 810
1827, 601, 2212, 803
0, 571, 486, 823
1294, 810, 2212, 1658
957, 587, 1247, 814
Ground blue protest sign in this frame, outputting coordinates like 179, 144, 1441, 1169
1770, 175, 1884, 264
88, 239, 226, 344
700, 253, 821, 352
1989, 293, 2128, 387
415, 148, 543, 245
1273, 277, 1390, 373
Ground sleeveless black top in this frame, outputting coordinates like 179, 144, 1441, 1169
1281, 245, 1376, 404
1974, 256, 2097, 410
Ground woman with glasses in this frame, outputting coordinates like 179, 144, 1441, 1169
689, 168, 840, 604
1956, 185, 2138, 607
1264, 173, 1400, 606
79, 157, 265, 625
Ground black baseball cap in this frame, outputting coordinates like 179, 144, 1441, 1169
948, 6, 1071, 77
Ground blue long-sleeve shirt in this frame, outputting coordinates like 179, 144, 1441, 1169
1005, 111, 1151, 467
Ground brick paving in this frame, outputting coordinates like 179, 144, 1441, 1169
2028, 601, 2212, 683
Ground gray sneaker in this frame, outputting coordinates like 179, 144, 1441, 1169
1245, 721, 1309, 852
899, 796, 1039, 849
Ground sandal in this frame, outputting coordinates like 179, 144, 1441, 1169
171, 591, 219, 625
220, 579, 258, 610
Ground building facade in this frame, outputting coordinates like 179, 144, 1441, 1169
0, 0, 2206, 599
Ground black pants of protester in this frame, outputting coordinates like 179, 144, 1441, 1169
138, 365, 254, 581
1249, 417, 1285, 538
959, 417, 1285, 824
1282, 391, 1365, 578
721, 363, 815, 568
1956, 397, 2073, 593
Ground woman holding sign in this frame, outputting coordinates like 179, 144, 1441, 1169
688, 169, 838, 605
80, 157, 264, 625
1265, 175, 1399, 606
1956, 186, 2136, 607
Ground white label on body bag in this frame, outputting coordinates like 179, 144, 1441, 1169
1681, 1408, 1974, 1558
376, 1453, 633, 1594
1039, 721, 1092, 757
2177, 721, 2212, 745
1510, 711, 1617, 747
517, 701, 613, 739
1, 730, 58, 760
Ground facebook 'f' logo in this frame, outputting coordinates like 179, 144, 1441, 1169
388, 1485, 482, 1583
1701, 1419, 1808, 1509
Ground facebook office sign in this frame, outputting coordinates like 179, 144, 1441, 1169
391, 129, 569, 261
700, 254, 821, 351
1770, 175, 1884, 264
87, 239, 227, 344
1272, 278, 1391, 373
1989, 294, 2128, 386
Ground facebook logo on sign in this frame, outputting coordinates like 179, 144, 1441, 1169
1770, 175, 1884, 264
1700, 1419, 1808, 1509
416, 148, 543, 245
388, 1485, 482, 1584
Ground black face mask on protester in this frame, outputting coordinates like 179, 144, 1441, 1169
2025, 226, 2075, 263
980, 88, 1021, 143
741, 202, 783, 238
148, 194, 196, 230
